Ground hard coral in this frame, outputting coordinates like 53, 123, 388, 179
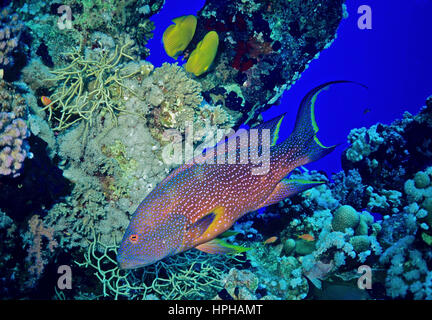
404, 167, 432, 239
331, 205, 359, 232
342, 96, 432, 192
193, 0, 345, 124
0, 5, 26, 72
0, 112, 30, 177
0, 79, 27, 117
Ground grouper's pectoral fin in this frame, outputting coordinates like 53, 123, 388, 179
196, 238, 251, 255
185, 211, 216, 239
188, 206, 251, 254
183, 206, 224, 247
254, 179, 325, 210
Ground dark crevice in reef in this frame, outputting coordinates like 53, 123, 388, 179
0, 135, 72, 222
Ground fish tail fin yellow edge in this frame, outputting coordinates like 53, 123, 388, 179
283, 81, 366, 165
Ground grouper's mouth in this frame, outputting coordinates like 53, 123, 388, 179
117, 255, 155, 270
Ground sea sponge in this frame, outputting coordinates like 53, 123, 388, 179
331, 205, 360, 232
355, 212, 374, 236
423, 198, 432, 214
185, 31, 219, 76
349, 235, 370, 252
163, 15, 197, 58
283, 238, 296, 255
414, 171, 430, 189
294, 239, 315, 255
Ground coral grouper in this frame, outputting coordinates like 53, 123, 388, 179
117, 81, 350, 270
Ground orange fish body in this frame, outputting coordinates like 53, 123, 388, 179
263, 236, 278, 245
298, 234, 315, 242
117, 82, 353, 270
41, 96, 52, 106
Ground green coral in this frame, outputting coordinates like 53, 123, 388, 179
294, 239, 315, 255
349, 235, 370, 252
74, 231, 242, 299
346, 125, 384, 163
403, 167, 432, 242
415, 171, 431, 189
331, 205, 359, 232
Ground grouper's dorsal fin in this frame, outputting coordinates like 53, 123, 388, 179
253, 179, 325, 211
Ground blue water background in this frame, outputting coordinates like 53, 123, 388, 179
146, 0, 432, 175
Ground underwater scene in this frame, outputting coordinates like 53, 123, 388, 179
1, 0, 432, 302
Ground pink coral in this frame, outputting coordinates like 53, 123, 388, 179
0, 112, 30, 177
25, 215, 58, 288
0, 6, 24, 68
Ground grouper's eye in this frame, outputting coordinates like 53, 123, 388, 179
129, 234, 139, 243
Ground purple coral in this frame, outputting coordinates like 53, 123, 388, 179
0, 6, 24, 69
0, 111, 30, 177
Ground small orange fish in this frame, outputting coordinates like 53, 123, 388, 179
263, 236, 278, 245
298, 234, 315, 242
41, 96, 52, 106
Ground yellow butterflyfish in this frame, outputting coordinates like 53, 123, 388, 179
185, 31, 219, 76
162, 15, 197, 58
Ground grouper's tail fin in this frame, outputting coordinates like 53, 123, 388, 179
279, 81, 365, 167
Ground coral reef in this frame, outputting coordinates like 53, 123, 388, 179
0, 79, 27, 116
71, 231, 242, 300
0, 5, 27, 76
190, 0, 345, 124
2, 0, 432, 302
342, 96, 432, 192
14, 0, 162, 67
234, 168, 381, 299
0, 111, 30, 176
23, 214, 58, 288
41, 40, 138, 131
404, 167, 432, 243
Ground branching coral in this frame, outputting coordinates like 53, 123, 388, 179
24, 215, 58, 288
74, 230, 242, 299
42, 41, 139, 132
